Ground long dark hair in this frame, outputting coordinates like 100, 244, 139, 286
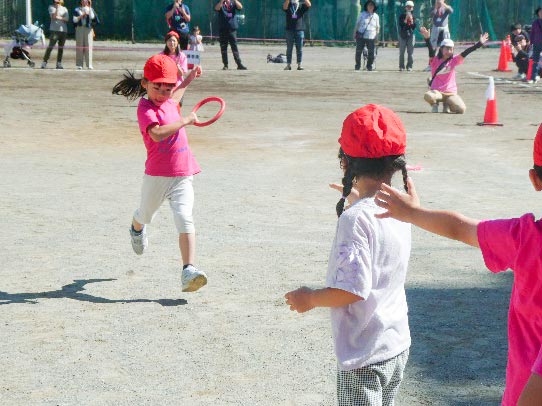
336, 148, 408, 217
163, 32, 181, 56
112, 70, 146, 101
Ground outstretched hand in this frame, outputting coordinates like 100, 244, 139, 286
374, 177, 420, 221
329, 183, 360, 206
419, 26, 430, 39
285, 287, 315, 313
479, 32, 489, 45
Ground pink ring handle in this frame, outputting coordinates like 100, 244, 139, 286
191, 97, 226, 127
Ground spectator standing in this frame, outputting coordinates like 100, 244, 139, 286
354, 0, 380, 71
282, 0, 311, 71
529, 7, 542, 83
73, 0, 98, 70
41, 0, 69, 69
165, 0, 191, 50
397, 1, 416, 72
424, 0, 453, 71
214, 0, 247, 70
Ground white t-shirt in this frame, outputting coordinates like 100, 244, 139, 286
326, 197, 411, 371
356, 11, 380, 40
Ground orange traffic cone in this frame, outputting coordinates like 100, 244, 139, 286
478, 77, 503, 126
527, 59, 534, 81
496, 40, 512, 72
506, 35, 513, 62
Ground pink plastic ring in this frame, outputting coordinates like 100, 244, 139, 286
191, 97, 226, 127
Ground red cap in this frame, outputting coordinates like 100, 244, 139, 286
165, 30, 180, 41
143, 54, 178, 84
339, 104, 407, 158
534, 124, 542, 166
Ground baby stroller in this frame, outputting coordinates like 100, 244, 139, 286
3, 22, 45, 68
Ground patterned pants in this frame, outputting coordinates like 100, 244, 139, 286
337, 349, 409, 406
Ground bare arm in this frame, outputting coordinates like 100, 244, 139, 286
214, 0, 224, 11
147, 113, 197, 142
283, 0, 290, 11
171, 65, 202, 103
179, 5, 190, 22
285, 287, 362, 313
234, 0, 243, 10
374, 178, 481, 248
304, 0, 311, 8
518, 373, 542, 406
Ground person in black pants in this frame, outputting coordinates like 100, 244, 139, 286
214, 0, 247, 70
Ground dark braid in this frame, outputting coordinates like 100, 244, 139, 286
391, 155, 409, 193
335, 148, 408, 217
112, 70, 146, 101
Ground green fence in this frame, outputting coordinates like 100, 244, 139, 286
1, 0, 542, 43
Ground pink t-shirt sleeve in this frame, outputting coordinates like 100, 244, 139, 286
533, 345, 542, 376
137, 105, 159, 137
477, 214, 536, 273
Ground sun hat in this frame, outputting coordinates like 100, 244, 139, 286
363, 0, 378, 12
339, 104, 406, 158
143, 54, 178, 84
534, 124, 542, 166
440, 38, 455, 48
405, 1, 414, 7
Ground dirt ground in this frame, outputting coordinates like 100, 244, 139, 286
1, 38, 542, 405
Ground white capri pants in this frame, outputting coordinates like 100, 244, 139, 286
133, 175, 195, 234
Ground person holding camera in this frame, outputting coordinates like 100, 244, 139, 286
73, 0, 99, 70
397, 1, 416, 72
41, 0, 69, 69
283, 0, 311, 71
165, 0, 191, 50
214, 0, 247, 70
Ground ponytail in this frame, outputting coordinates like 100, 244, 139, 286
336, 155, 355, 217
112, 70, 146, 101
391, 155, 409, 192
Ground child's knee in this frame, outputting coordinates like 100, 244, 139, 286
424, 92, 436, 105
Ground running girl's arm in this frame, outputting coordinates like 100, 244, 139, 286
304, 0, 312, 8
460, 32, 488, 59
374, 177, 481, 248
234, 0, 243, 10
518, 373, 542, 406
171, 65, 202, 103
420, 26, 435, 57
147, 113, 197, 142
285, 287, 362, 313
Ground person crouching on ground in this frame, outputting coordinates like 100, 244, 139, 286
420, 26, 488, 114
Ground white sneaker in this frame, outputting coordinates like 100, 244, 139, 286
181, 265, 207, 292
431, 103, 439, 113
512, 73, 522, 80
129, 226, 147, 255
41, 61, 47, 69
423, 65, 431, 72
76, 66, 83, 70
88, 66, 94, 70
443, 103, 450, 113
535, 76, 541, 83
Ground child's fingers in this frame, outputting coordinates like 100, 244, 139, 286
329, 183, 344, 193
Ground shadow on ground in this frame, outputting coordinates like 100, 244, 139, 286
0, 279, 187, 307
405, 274, 511, 405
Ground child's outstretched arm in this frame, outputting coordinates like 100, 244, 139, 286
285, 287, 361, 313
148, 112, 198, 142
374, 177, 480, 247
171, 65, 202, 104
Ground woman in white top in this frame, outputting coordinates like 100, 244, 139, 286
354, 0, 380, 71
41, 0, 69, 69
73, 0, 99, 69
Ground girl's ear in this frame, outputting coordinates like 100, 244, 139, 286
141, 78, 148, 90
529, 169, 542, 191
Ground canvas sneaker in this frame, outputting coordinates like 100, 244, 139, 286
41, 61, 47, 69
181, 265, 208, 292
431, 103, 439, 113
129, 226, 147, 255
443, 103, 451, 113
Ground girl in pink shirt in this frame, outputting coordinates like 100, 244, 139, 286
161, 30, 188, 88
112, 54, 208, 294
419, 26, 488, 114
374, 124, 542, 405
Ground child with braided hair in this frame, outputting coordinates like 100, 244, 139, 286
285, 104, 411, 405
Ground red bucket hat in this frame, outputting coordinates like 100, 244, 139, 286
339, 104, 407, 158
143, 54, 178, 84
534, 124, 542, 166
165, 30, 180, 41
